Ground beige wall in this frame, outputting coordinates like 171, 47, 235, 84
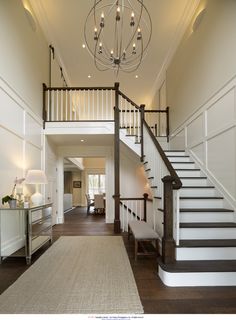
166, 0, 236, 132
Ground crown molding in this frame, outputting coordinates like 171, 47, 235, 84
148, 0, 200, 106
29, 0, 71, 86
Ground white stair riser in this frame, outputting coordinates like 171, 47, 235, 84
176, 170, 202, 177
180, 198, 224, 209
165, 151, 186, 156
159, 267, 236, 287
180, 188, 217, 197
181, 179, 209, 186
180, 212, 234, 223
172, 163, 196, 169
180, 228, 236, 239
176, 247, 236, 261
168, 157, 191, 162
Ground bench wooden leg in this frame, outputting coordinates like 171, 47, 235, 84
128, 225, 131, 240
135, 239, 138, 261
155, 239, 159, 256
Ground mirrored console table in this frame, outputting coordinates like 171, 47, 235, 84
0, 203, 53, 265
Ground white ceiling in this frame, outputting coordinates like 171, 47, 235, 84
30, 0, 199, 106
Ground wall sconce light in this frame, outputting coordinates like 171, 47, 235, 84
192, 9, 206, 33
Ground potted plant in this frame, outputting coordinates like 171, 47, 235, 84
1, 177, 24, 209
2, 195, 17, 208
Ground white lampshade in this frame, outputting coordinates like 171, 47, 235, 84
25, 170, 48, 184
25, 170, 48, 206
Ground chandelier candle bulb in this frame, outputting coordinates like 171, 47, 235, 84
116, 7, 121, 21
130, 11, 135, 26
100, 12, 105, 27
94, 27, 98, 40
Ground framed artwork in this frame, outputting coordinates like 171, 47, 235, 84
73, 181, 81, 188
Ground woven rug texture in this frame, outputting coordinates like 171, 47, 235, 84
0, 236, 143, 314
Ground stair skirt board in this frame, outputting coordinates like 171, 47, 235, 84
158, 267, 236, 287
180, 228, 236, 240
176, 247, 236, 260
180, 178, 209, 186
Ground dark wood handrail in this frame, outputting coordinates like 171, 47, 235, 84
144, 109, 168, 113
118, 90, 140, 110
143, 120, 182, 190
44, 86, 115, 91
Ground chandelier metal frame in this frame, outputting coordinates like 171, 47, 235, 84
84, 0, 152, 74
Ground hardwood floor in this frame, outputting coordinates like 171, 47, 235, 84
1, 206, 236, 314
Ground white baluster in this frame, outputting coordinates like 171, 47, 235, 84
101, 90, 104, 120
97, 90, 99, 120
92, 89, 95, 120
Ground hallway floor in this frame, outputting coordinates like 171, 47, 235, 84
1, 206, 236, 314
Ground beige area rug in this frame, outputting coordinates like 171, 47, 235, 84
0, 236, 143, 314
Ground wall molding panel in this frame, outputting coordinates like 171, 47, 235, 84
170, 76, 236, 209
0, 78, 43, 256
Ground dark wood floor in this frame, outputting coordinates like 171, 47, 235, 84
1, 206, 236, 314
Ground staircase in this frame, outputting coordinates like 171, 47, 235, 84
43, 82, 236, 287
125, 137, 236, 286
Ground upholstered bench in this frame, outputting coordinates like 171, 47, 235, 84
128, 220, 159, 261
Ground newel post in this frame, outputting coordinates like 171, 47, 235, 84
143, 193, 148, 222
113, 82, 121, 233
42, 83, 47, 129
140, 104, 145, 162
162, 175, 176, 264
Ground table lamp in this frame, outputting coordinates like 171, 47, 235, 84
25, 170, 48, 206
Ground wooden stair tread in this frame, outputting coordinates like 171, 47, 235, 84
178, 239, 236, 248
148, 177, 154, 179
180, 196, 223, 199
176, 169, 200, 171
180, 208, 234, 212
167, 155, 190, 158
150, 186, 157, 189
157, 257, 236, 273
145, 168, 151, 171
180, 176, 207, 179
180, 222, 236, 228
171, 161, 194, 164
143, 161, 148, 165
164, 150, 185, 152
181, 186, 215, 189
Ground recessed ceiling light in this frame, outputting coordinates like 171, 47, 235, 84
88, 75, 91, 78
135, 75, 139, 79
80, 139, 84, 142
82, 44, 86, 48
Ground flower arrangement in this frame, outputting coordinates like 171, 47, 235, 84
1, 177, 25, 206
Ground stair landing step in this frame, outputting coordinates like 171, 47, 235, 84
180, 208, 234, 212
178, 239, 236, 248
180, 222, 236, 228
157, 257, 236, 273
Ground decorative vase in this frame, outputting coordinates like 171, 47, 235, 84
8, 199, 17, 209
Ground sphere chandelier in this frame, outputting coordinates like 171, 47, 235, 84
84, 0, 152, 74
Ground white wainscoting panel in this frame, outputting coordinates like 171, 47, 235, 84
0, 87, 24, 137
207, 127, 236, 199
170, 76, 236, 209
187, 114, 204, 147
191, 142, 205, 165
25, 113, 42, 148
207, 88, 235, 136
